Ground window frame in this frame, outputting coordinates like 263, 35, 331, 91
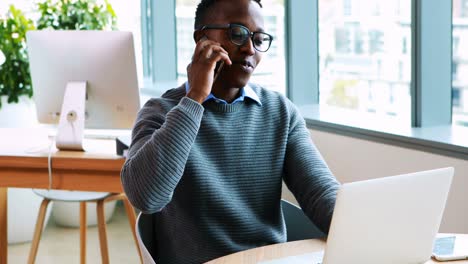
286, 0, 452, 127
285, 0, 467, 159
141, 0, 178, 95
285, 1, 319, 105
411, 0, 452, 127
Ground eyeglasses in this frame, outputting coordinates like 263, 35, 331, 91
197, 23, 274, 52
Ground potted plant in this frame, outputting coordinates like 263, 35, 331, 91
0, 5, 37, 126
33, 0, 120, 228
36, 0, 117, 30
0, 5, 34, 107
0, 6, 52, 244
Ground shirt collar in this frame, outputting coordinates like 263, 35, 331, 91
184, 82, 262, 106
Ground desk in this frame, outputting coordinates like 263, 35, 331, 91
206, 234, 468, 263
0, 128, 125, 264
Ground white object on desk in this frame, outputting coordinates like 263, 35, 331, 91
433, 235, 468, 261
55, 81, 86, 150
26, 30, 141, 131
322, 167, 453, 264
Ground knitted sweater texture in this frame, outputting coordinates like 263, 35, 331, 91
121, 83, 339, 264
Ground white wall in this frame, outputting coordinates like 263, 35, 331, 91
282, 128, 468, 233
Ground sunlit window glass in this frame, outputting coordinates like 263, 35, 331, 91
175, 0, 286, 94
318, 0, 411, 123
453, 0, 468, 126
106, 1, 143, 87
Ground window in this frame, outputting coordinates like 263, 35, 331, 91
343, 0, 352, 16
318, 0, 411, 124
175, 0, 286, 94
106, 1, 143, 87
0, 1, 31, 12
174, 2, 196, 85
335, 27, 352, 54
453, 0, 468, 126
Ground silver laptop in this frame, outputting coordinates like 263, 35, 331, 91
321, 167, 454, 264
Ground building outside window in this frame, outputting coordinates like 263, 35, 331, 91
453, 0, 468, 126
318, 0, 411, 124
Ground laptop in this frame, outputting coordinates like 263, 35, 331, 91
262, 167, 454, 264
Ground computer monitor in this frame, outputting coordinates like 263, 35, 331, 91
26, 30, 141, 150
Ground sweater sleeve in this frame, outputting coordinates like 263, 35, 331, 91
282, 102, 340, 234
121, 96, 204, 213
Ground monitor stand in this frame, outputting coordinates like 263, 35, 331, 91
56, 81, 86, 151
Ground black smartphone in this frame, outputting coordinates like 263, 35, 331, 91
213, 60, 225, 81
199, 35, 225, 81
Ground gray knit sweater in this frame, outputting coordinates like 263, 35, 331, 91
121, 83, 339, 264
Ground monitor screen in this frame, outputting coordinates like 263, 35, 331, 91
27, 30, 141, 130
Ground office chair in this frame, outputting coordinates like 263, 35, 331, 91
29, 190, 143, 264
136, 212, 157, 264
281, 199, 326, 241
135, 199, 325, 264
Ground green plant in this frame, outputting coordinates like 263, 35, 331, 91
0, 5, 36, 108
0, 0, 117, 109
36, 0, 117, 30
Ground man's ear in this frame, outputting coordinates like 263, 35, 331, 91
193, 30, 204, 43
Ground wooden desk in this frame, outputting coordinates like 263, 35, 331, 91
0, 128, 125, 264
206, 234, 468, 264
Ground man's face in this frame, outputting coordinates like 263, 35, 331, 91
199, 0, 265, 88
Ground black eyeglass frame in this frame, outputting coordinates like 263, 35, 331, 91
196, 23, 274, 52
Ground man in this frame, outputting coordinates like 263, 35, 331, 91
121, 0, 340, 263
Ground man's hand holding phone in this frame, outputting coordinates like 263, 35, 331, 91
186, 36, 232, 104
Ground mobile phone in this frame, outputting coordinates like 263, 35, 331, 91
198, 35, 225, 81
213, 60, 225, 81
432, 236, 468, 261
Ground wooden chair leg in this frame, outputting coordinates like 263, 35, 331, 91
0, 188, 7, 264
96, 200, 110, 264
28, 199, 51, 264
80, 202, 87, 264
122, 198, 143, 263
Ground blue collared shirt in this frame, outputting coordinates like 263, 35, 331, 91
184, 82, 262, 106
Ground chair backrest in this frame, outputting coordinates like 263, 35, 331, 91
135, 200, 325, 263
136, 212, 157, 264
281, 199, 326, 241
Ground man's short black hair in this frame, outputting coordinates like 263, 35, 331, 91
194, 0, 262, 29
